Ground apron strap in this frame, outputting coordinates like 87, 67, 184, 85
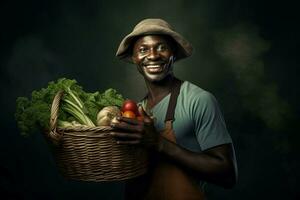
164, 80, 183, 122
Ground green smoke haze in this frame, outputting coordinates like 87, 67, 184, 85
215, 24, 292, 130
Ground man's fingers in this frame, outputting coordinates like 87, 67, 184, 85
138, 106, 146, 118
117, 116, 140, 125
138, 106, 152, 124
111, 121, 142, 132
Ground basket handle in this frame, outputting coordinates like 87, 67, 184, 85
47, 90, 64, 144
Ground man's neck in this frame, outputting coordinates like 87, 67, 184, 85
145, 75, 180, 109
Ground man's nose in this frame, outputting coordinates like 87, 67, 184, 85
147, 49, 159, 60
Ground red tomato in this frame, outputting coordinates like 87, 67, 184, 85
122, 110, 136, 119
122, 99, 138, 114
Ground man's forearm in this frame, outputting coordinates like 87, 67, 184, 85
158, 138, 237, 188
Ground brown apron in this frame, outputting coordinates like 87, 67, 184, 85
125, 80, 206, 200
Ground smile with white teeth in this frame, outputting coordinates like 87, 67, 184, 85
146, 65, 161, 68
144, 64, 165, 73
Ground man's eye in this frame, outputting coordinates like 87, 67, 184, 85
157, 45, 167, 51
139, 47, 148, 53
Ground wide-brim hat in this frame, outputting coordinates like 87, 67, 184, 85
116, 18, 193, 63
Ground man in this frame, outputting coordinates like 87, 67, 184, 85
111, 18, 238, 200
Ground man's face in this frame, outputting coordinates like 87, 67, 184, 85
132, 35, 175, 83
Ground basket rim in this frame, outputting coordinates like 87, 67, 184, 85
56, 126, 115, 137
57, 125, 114, 132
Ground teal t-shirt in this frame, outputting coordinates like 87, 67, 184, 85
141, 81, 232, 152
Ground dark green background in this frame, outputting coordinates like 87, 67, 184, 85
1, 0, 299, 199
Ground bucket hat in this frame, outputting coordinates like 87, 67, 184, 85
116, 18, 193, 63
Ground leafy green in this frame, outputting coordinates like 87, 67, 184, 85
15, 78, 124, 137
15, 97, 50, 136
60, 80, 95, 127
95, 88, 124, 108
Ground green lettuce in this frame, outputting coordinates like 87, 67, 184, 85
15, 78, 124, 137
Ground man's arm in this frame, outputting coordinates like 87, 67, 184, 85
111, 107, 238, 189
158, 138, 238, 188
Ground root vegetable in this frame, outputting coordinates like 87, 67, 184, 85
97, 106, 121, 126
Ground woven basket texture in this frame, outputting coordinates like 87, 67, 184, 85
46, 91, 148, 181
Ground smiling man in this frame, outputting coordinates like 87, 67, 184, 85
132, 35, 175, 82
113, 18, 238, 200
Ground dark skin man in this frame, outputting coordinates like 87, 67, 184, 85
111, 34, 238, 198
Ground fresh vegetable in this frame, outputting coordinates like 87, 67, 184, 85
121, 100, 138, 115
57, 120, 86, 128
97, 106, 121, 126
120, 99, 140, 119
111, 116, 120, 124
121, 99, 140, 119
15, 78, 124, 137
60, 80, 95, 127
122, 110, 136, 119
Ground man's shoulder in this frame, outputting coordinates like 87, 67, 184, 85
181, 81, 213, 100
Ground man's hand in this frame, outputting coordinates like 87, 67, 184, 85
110, 106, 162, 150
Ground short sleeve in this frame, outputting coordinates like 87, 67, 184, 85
192, 91, 232, 151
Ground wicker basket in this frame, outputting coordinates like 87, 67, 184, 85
45, 91, 148, 182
